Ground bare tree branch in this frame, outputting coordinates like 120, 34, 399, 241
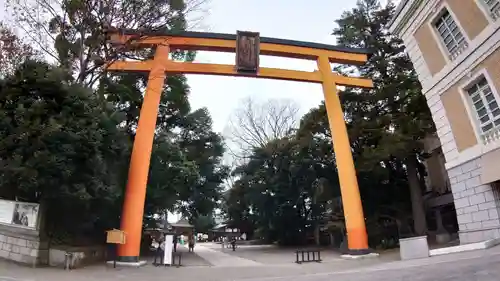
4, 0, 211, 87
224, 97, 300, 161
0, 22, 40, 77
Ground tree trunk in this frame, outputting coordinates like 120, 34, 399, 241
312, 191, 320, 246
329, 232, 335, 247
314, 225, 320, 245
405, 154, 428, 236
416, 160, 429, 192
435, 208, 447, 234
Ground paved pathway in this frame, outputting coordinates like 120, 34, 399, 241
1, 245, 500, 280
189, 244, 262, 267
144, 245, 211, 267
203, 242, 401, 265
243, 247, 500, 281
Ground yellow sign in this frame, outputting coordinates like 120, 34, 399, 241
106, 229, 126, 244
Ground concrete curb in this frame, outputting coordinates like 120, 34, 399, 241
429, 238, 500, 257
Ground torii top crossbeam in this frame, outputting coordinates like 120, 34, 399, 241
105, 29, 373, 88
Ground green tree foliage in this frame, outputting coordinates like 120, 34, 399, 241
177, 109, 228, 218
229, 137, 336, 245
192, 214, 216, 234
0, 60, 129, 242
223, 181, 255, 237
332, 0, 434, 163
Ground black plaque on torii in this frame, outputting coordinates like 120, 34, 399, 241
235, 31, 260, 74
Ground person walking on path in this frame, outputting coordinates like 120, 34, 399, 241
188, 235, 195, 252
221, 236, 227, 250
151, 238, 161, 265
156, 236, 166, 265
173, 234, 178, 252
230, 237, 237, 251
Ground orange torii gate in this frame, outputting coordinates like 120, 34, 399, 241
104, 29, 374, 263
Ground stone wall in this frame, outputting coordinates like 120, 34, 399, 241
448, 158, 500, 243
0, 224, 48, 266
49, 246, 106, 269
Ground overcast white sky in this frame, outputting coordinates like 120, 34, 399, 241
187, 0, 358, 133
186, 0, 397, 134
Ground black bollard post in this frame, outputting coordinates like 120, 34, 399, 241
113, 245, 117, 268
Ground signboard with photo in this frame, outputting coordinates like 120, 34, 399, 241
12, 202, 39, 228
0, 199, 39, 229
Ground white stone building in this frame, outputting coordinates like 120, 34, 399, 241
389, 0, 500, 244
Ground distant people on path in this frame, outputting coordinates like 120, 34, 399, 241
173, 235, 178, 252
221, 236, 227, 250
160, 238, 166, 253
157, 236, 166, 265
151, 238, 161, 265
230, 237, 236, 251
151, 238, 159, 251
188, 235, 195, 252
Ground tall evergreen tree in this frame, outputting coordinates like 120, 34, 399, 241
330, 0, 435, 235
0, 60, 129, 242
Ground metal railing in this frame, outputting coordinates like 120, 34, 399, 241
295, 249, 322, 264
481, 126, 500, 144
490, 1, 500, 19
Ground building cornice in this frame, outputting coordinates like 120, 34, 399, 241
388, 0, 425, 35
388, 0, 411, 29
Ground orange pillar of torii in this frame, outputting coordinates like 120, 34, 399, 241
105, 29, 374, 263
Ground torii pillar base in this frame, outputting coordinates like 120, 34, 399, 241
106, 260, 147, 268
340, 252, 379, 260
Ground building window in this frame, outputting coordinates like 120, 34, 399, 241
466, 76, 500, 138
482, 0, 500, 20
434, 9, 468, 59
